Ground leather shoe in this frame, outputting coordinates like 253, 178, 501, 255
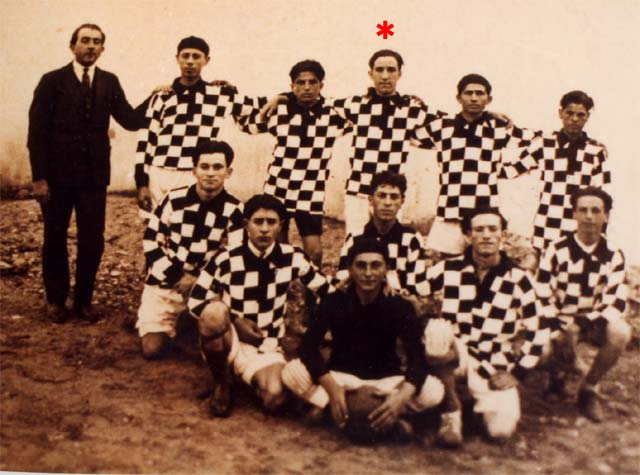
75, 305, 101, 323
577, 388, 603, 422
45, 303, 69, 324
436, 410, 463, 448
208, 366, 234, 418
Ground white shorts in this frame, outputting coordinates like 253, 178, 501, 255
426, 218, 467, 255
228, 325, 286, 386
455, 342, 520, 421
137, 284, 186, 338
282, 359, 444, 412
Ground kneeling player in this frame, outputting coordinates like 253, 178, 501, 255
187, 195, 333, 416
536, 187, 631, 422
282, 237, 444, 439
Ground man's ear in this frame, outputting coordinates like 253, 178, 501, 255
226, 166, 233, 178
486, 95, 493, 106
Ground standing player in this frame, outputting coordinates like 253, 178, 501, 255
137, 140, 244, 359
501, 91, 612, 254
536, 187, 630, 422
238, 60, 351, 266
414, 74, 537, 256
135, 36, 265, 213
336, 171, 427, 295
418, 208, 550, 446
187, 195, 334, 417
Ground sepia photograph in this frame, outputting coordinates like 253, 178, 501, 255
1, 0, 639, 473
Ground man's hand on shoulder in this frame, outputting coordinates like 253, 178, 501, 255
259, 94, 288, 122
32, 179, 49, 204
488, 111, 513, 128
137, 186, 152, 212
151, 85, 174, 95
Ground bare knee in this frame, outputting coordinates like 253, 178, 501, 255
606, 319, 631, 349
141, 332, 170, 360
199, 302, 231, 352
484, 412, 518, 441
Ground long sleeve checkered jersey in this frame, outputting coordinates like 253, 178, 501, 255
422, 251, 550, 379
413, 113, 537, 221
238, 94, 352, 215
143, 186, 244, 288
535, 234, 627, 330
336, 221, 428, 295
500, 131, 612, 251
188, 242, 334, 352
329, 89, 444, 197
134, 82, 266, 187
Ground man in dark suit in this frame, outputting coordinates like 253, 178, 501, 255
28, 23, 150, 323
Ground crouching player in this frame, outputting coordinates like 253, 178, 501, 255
136, 140, 244, 359
282, 237, 445, 439
419, 208, 550, 446
187, 194, 333, 417
536, 187, 631, 422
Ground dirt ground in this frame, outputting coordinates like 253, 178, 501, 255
1, 194, 639, 475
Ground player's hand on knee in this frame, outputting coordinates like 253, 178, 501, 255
489, 371, 518, 391
369, 389, 405, 432
137, 186, 152, 212
175, 274, 197, 299
233, 317, 264, 346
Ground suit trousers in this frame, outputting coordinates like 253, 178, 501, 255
40, 185, 107, 308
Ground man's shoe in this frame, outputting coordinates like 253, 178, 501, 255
577, 387, 603, 422
208, 367, 234, 418
75, 305, 100, 323
141, 332, 171, 360
436, 410, 463, 448
45, 303, 69, 324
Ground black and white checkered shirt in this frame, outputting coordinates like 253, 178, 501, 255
330, 88, 443, 197
336, 221, 428, 295
414, 112, 537, 221
422, 249, 550, 379
143, 186, 244, 288
500, 131, 612, 251
188, 242, 334, 352
535, 233, 627, 330
134, 79, 265, 188
239, 93, 351, 215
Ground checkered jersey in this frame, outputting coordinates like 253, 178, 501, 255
336, 221, 428, 295
329, 88, 443, 197
422, 250, 549, 379
535, 234, 627, 329
239, 94, 351, 215
188, 242, 334, 352
143, 186, 244, 288
134, 79, 265, 187
413, 113, 537, 221
500, 131, 612, 250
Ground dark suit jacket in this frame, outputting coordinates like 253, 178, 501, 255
28, 63, 148, 186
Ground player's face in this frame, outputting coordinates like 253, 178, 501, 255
370, 184, 404, 223
291, 71, 323, 106
349, 252, 387, 294
193, 153, 231, 195
468, 213, 503, 258
559, 103, 590, 138
368, 56, 401, 96
245, 209, 282, 251
70, 27, 104, 67
574, 195, 608, 243
176, 48, 209, 82
457, 83, 492, 117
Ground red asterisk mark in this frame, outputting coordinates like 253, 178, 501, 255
376, 20, 394, 39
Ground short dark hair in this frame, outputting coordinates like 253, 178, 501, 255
461, 207, 507, 234
370, 171, 407, 196
570, 186, 612, 213
457, 74, 492, 95
560, 90, 594, 111
289, 60, 325, 82
347, 237, 389, 266
70, 24, 105, 47
193, 140, 234, 167
177, 36, 210, 56
368, 49, 404, 70
243, 194, 287, 221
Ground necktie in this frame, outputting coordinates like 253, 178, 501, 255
82, 67, 91, 113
